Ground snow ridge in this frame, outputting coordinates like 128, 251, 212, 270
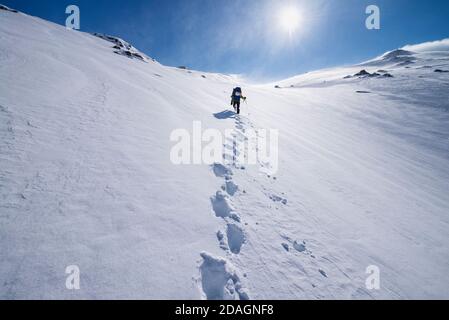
92, 33, 153, 62
0, 4, 18, 13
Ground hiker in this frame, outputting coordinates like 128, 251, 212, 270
231, 87, 246, 114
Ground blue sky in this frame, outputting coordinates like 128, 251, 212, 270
4, 0, 449, 80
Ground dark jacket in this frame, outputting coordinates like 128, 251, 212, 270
232, 87, 243, 102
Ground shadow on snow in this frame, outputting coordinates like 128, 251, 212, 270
213, 110, 237, 120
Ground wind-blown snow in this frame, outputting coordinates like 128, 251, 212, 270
1, 7, 448, 299
403, 38, 449, 53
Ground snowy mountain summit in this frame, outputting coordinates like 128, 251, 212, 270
92, 33, 153, 62
1, 6, 449, 299
369, 49, 417, 66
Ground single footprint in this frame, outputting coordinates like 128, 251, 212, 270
293, 241, 306, 253
224, 180, 238, 196
226, 224, 246, 254
212, 163, 232, 178
282, 236, 314, 256
199, 252, 249, 300
210, 191, 240, 222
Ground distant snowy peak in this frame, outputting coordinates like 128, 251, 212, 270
362, 49, 417, 67
0, 4, 18, 13
363, 41, 449, 68
380, 49, 416, 62
274, 40, 449, 89
92, 33, 154, 63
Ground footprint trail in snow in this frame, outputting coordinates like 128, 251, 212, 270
198, 112, 297, 299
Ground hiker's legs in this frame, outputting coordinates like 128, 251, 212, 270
233, 101, 240, 114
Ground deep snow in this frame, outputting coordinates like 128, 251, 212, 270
1, 7, 448, 299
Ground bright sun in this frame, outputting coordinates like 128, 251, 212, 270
279, 7, 301, 35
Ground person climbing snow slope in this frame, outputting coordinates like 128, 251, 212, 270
231, 87, 246, 114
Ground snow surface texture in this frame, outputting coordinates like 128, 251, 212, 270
1, 7, 449, 299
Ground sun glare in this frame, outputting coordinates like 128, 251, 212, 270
279, 6, 301, 36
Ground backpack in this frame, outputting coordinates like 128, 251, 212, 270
232, 87, 242, 98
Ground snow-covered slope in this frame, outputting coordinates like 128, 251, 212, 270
1, 8, 449, 299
